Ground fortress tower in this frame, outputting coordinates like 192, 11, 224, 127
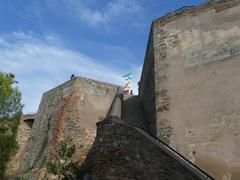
139, 0, 240, 179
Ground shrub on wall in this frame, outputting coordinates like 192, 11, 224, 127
46, 138, 77, 180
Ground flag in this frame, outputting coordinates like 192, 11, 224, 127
123, 73, 133, 81
124, 81, 131, 90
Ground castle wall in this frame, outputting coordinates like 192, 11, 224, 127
5, 114, 35, 178
78, 83, 213, 180
141, 1, 240, 179
139, 29, 156, 135
79, 118, 210, 180
18, 77, 119, 179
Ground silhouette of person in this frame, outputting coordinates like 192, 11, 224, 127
71, 74, 75, 79
130, 90, 133, 95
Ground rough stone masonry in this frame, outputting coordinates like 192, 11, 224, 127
6, 0, 240, 179
13, 77, 119, 179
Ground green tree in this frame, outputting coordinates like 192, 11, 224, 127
0, 72, 22, 119
46, 138, 76, 180
0, 71, 23, 179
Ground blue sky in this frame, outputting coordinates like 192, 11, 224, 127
0, 0, 206, 113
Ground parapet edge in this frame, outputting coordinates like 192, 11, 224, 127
42, 76, 121, 96
153, 0, 240, 27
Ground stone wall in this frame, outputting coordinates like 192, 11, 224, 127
78, 89, 212, 180
139, 28, 156, 136
5, 114, 35, 178
78, 118, 212, 180
140, 0, 240, 179
17, 77, 119, 179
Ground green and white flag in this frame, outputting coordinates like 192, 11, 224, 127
123, 73, 133, 81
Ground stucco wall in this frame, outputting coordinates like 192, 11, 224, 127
143, 1, 240, 179
18, 77, 119, 179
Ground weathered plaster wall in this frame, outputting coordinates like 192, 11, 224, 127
140, 0, 240, 179
18, 77, 119, 179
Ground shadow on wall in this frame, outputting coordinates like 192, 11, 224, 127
138, 25, 157, 137
73, 90, 213, 180
23, 119, 34, 128
74, 117, 212, 180
122, 96, 150, 132
75, 118, 147, 180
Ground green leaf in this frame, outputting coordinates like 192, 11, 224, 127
0, 71, 22, 178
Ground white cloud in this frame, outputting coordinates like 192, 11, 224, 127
47, 0, 142, 27
0, 32, 141, 113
